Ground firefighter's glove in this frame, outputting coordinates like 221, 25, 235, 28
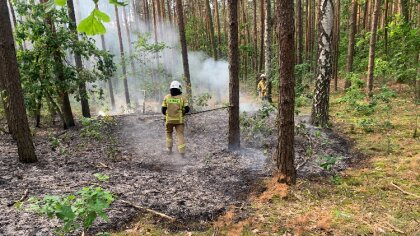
184, 106, 190, 114
162, 107, 167, 115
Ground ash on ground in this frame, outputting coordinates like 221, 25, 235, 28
0, 109, 358, 235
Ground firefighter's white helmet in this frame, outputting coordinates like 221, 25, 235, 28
170, 81, 182, 90
260, 74, 266, 78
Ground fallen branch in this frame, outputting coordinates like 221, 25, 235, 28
383, 221, 405, 234
391, 182, 420, 199
296, 158, 310, 170
96, 162, 111, 169
120, 200, 176, 221
8, 189, 28, 207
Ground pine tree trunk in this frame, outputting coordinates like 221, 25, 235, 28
345, 0, 357, 89
296, 0, 303, 64
305, 0, 310, 60
115, 5, 131, 105
175, 0, 193, 105
144, 0, 150, 30
264, 0, 272, 102
223, 0, 228, 45
214, 0, 222, 52
253, 0, 258, 72
205, 0, 218, 59
332, 0, 340, 91
416, 4, 420, 102
401, 0, 409, 21
311, 0, 334, 127
0, 0, 37, 163
259, 0, 265, 72
363, 0, 369, 31
167, 0, 173, 26
67, 0, 90, 118
95, 3, 116, 111
384, 0, 388, 56
275, 0, 296, 185
367, 0, 381, 98
122, 6, 137, 76
311, 0, 316, 70
227, 0, 240, 150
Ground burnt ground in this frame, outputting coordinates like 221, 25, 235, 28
0, 109, 359, 235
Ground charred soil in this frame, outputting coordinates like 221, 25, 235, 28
0, 109, 359, 235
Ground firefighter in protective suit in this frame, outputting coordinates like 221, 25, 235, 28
257, 74, 268, 100
161, 81, 190, 156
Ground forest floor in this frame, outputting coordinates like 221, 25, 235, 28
0, 97, 359, 235
112, 86, 419, 235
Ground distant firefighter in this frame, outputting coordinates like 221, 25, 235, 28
257, 74, 268, 100
161, 81, 190, 157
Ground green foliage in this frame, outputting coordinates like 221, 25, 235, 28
337, 78, 397, 133
26, 186, 115, 235
193, 93, 212, 109
258, 103, 275, 119
48, 134, 61, 151
77, 9, 110, 36
348, 14, 420, 86
319, 155, 339, 171
54, 0, 67, 6
80, 116, 115, 141
108, 0, 127, 6
94, 173, 110, 182
358, 118, 376, 133
131, 33, 171, 99
240, 104, 275, 137
14, 0, 116, 118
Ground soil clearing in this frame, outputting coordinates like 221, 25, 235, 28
0, 109, 359, 235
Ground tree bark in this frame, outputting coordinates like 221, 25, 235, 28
275, 0, 296, 185
311, 0, 334, 127
144, 0, 151, 30
253, 0, 258, 72
95, 3, 116, 111
166, 0, 172, 24
122, 6, 137, 76
223, 0, 228, 43
259, 0, 265, 72
296, 0, 303, 64
332, 0, 340, 91
206, 0, 218, 59
384, 0, 388, 56
0, 0, 37, 163
175, 0, 193, 105
345, 0, 357, 89
367, 0, 381, 98
264, 0, 273, 102
363, 0, 369, 31
401, 0, 409, 22
67, 0, 90, 118
305, 0, 310, 60
227, 0, 240, 150
214, 0, 222, 52
416, 4, 420, 103
115, 5, 131, 105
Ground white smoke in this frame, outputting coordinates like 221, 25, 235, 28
66, 0, 259, 114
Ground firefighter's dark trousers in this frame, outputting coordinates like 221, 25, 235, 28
165, 123, 185, 154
